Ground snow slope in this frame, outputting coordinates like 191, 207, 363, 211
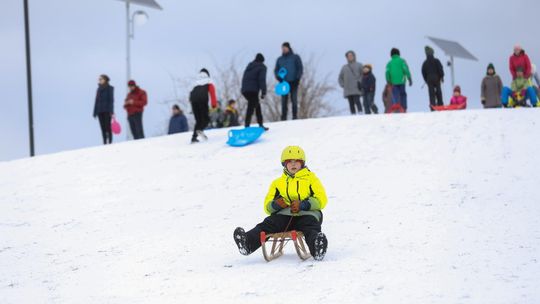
1, 109, 539, 304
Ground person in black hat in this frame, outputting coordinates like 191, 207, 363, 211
421, 46, 445, 111
241, 53, 269, 130
274, 42, 303, 120
189, 68, 218, 143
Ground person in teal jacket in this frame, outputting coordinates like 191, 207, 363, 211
386, 48, 413, 111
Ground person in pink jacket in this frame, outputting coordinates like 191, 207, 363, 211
450, 86, 467, 109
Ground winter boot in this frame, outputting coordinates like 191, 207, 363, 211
259, 125, 269, 131
313, 232, 328, 261
197, 130, 208, 141
233, 227, 251, 256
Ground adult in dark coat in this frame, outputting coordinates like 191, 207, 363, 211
421, 46, 445, 110
241, 53, 268, 130
93, 74, 114, 145
274, 42, 303, 120
168, 104, 189, 134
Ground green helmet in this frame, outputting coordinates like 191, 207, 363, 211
281, 146, 306, 164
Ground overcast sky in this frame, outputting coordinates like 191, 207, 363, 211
1, 0, 539, 161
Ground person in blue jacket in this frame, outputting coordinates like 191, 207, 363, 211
168, 104, 189, 135
93, 74, 114, 145
274, 42, 303, 120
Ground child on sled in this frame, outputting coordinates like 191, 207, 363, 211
233, 146, 329, 261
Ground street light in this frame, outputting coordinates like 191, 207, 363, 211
23, 0, 35, 157
115, 0, 162, 139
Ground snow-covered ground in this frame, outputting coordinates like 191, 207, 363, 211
1, 109, 539, 304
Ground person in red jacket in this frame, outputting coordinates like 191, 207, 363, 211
124, 80, 148, 140
509, 44, 532, 80
189, 68, 217, 143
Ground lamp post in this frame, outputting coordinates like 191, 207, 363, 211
117, 0, 161, 139
23, 0, 35, 157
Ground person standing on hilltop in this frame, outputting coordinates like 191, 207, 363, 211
386, 48, 412, 112
275, 42, 303, 120
338, 50, 364, 114
93, 74, 114, 145
421, 46, 445, 111
124, 80, 147, 140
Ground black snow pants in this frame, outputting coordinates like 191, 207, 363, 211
191, 101, 210, 140
245, 213, 322, 256
98, 112, 113, 144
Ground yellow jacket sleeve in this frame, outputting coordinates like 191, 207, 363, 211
264, 179, 281, 215
308, 173, 328, 210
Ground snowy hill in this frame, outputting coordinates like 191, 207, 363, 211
1, 109, 539, 304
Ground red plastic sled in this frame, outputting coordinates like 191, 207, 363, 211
431, 103, 466, 111
386, 103, 406, 114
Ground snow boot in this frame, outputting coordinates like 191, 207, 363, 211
259, 125, 269, 131
191, 138, 199, 144
313, 232, 328, 261
197, 130, 208, 141
233, 227, 251, 256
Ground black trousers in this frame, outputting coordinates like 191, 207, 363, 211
347, 95, 362, 114
243, 92, 264, 127
97, 112, 112, 144
191, 101, 209, 139
281, 81, 299, 120
128, 112, 145, 140
245, 214, 322, 256
428, 81, 443, 109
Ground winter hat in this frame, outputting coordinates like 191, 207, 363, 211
425, 46, 434, 56
255, 53, 265, 63
128, 80, 137, 86
453, 85, 461, 93
391, 48, 400, 57
200, 68, 210, 77
172, 104, 180, 111
282, 42, 291, 49
514, 44, 523, 52
486, 63, 496, 75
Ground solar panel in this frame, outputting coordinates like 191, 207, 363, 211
115, 0, 163, 10
427, 36, 477, 61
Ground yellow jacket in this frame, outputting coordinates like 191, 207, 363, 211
264, 168, 327, 219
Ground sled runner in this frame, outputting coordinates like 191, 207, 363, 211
260, 230, 311, 262
431, 103, 466, 111
226, 127, 265, 147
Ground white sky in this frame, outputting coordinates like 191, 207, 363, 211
1, 0, 539, 161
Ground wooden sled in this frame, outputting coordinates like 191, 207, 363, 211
260, 230, 311, 262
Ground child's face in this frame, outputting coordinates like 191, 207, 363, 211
285, 160, 303, 174
517, 71, 524, 78
363, 67, 370, 74
488, 68, 494, 75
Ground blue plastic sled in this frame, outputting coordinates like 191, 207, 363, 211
275, 81, 290, 96
227, 127, 265, 147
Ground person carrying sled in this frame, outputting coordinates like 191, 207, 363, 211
421, 46, 445, 111
275, 42, 303, 120
189, 68, 218, 143
386, 48, 412, 111
233, 146, 329, 261
502, 67, 538, 107
481, 63, 503, 109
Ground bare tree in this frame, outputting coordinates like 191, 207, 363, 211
157, 53, 336, 134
